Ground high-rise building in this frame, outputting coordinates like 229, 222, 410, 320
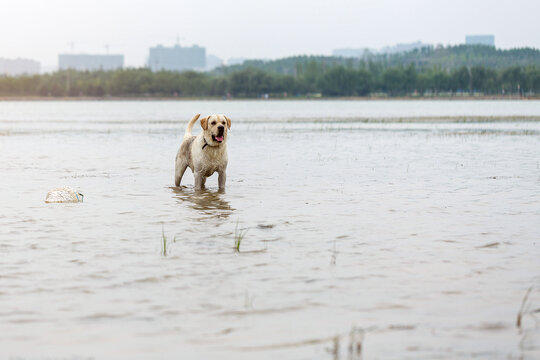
148, 44, 206, 72
206, 54, 223, 71
226, 57, 246, 66
379, 42, 427, 54
58, 54, 124, 71
465, 35, 495, 47
0, 58, 40, 76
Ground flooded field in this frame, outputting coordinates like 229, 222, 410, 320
1, 100, 539, 359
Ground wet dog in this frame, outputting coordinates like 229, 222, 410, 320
175, 114, 231, 189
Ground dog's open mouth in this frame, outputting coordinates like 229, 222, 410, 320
212, 135, 224, 143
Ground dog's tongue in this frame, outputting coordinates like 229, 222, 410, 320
215, 136, 224, 142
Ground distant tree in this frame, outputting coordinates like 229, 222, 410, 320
403, 64, 418, 93
428, 68, 451, 94
500, 66, 523, 94
0, 62, 538, 98
450, 66, 470, 93
355, 70, 373, 96
320, 66, 357, 96
523, 66, 540, 92
229, 68, 276, 97
471, 66, 497, 93
382, 67, 405, 95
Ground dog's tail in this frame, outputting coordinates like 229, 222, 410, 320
184, 114, 201, 139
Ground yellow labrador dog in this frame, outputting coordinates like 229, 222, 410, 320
175, 114, 231, 189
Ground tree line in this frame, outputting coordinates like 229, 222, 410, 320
214, 45, 540, 75
0, 64, 539, 98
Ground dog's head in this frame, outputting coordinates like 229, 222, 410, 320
200, 114, 231, 146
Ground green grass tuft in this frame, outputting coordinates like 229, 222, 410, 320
161, 223, 170, 257
234, 220, 248, 252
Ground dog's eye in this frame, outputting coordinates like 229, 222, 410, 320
211, 121, 216, 125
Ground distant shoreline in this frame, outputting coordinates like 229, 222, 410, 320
0, 95, 538, 102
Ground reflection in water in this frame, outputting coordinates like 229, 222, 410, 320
171, 186, 235, 219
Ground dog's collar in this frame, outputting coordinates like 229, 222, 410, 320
202, 138, 209, 150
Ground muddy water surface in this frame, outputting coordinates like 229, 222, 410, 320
1, 100, 540, 359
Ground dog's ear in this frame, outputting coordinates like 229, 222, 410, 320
200, 116, 209, 130
224, 116, 231, 129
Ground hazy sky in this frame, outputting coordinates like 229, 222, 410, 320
1, 0, 539, 67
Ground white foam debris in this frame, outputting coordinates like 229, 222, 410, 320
45, 186, 84, 203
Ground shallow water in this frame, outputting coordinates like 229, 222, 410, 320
1, 100, 539, 359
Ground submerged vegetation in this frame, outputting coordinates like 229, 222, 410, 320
161, 225, 169, 257
161, 224, 176, 257
234, 221, 248, 253
1, 46, 539, 98
516, 286, 533, 330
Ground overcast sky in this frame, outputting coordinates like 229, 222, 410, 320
1, 0, 539, 67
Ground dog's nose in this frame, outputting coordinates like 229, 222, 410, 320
218, 125, 224, 131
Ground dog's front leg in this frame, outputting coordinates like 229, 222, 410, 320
194, 171, 205, 190
218, 171, 226, 189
